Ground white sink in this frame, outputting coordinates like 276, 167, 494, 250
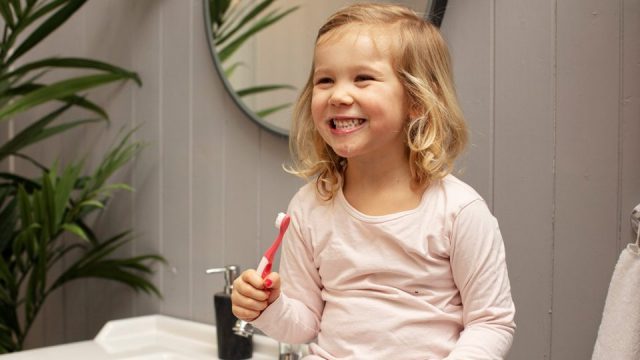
123, 354, 193, 360
0, 315, 279, 359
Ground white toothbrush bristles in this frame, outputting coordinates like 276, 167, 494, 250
275, 212, 287, 228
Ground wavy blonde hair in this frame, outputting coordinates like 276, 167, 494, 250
287, 3, 467, 200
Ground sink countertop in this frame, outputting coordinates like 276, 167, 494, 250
0, 315, 278, 359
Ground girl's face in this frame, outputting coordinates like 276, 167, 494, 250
311, 24, 409, 161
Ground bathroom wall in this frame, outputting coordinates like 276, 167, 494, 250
2, 1, 638, 359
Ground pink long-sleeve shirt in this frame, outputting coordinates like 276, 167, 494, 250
252, 175, 516, 359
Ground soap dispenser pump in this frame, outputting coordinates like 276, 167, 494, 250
205, 265, 253, 360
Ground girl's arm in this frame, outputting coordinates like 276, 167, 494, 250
446, 199, 516, 359
251, 207, 324, 344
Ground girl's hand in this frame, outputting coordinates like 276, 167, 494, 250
231, 269, 281, 321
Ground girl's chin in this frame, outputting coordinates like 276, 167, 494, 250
331, 144, 359, 158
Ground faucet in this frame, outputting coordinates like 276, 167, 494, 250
279, 342, 302, 360
233, 319, 255, 337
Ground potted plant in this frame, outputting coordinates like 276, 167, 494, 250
0, 0, 164, 353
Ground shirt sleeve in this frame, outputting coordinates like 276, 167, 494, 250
445, 199, 516, 359
250, 198, 324, 344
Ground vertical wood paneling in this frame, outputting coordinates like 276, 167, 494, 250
159, 0, 194, 319
441, 0, 494, 207
553, 1, 622, 358
493, 1, 556, 359
190, 0, 228, 324
620, 0, 640, 250
222, 80, 261, 272
130, 0, 163, 317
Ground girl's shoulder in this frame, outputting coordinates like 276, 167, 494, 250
433, 174, 487, 211
288, 182, 333, 214
290, 182, 324, 205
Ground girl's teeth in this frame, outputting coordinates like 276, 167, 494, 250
333, 118, 363, 130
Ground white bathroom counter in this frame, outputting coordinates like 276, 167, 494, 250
0, 315, 278, 359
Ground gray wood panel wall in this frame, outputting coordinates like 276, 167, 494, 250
2, 1, 638, 359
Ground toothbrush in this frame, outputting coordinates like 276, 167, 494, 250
256, 212, 290, 280
233, 212, 290, 338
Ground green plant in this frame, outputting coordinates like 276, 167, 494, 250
208, 0, 298, 117
0, 0, 164, 353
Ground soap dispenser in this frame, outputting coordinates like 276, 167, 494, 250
205, 265, 253, 360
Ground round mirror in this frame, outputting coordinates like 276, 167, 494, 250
204, 0, 446, 136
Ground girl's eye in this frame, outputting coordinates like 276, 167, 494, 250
355, 74, 375, 82
315, 77, 333, 85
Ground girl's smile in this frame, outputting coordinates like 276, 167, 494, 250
328, 116, 367, 134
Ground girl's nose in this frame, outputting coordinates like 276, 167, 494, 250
328, 85, 354, 106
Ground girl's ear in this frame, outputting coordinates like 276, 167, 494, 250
408, 103, 423, 121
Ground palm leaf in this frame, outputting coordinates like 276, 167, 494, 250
61, 223, 88, 241
5, 153, 49, 173
9, 1, 22, 17
0, 2, 15, 30
0, 190, 17, 254
236, 83, 295, 97
0, 83, 109, 119
6, 0, 87, 66
223, 61, 245, 78
0, 57, 142, 86
0, 172, 40, 192
0, 73, 132, 123
217, 6, 298, 62
0, 103, 73, 162
53, 231, 164, 296
215, 0, 274, 46
52, 164, 82, 226
209, 0, 232, 30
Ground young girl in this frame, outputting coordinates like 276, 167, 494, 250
231, 3, 515, 359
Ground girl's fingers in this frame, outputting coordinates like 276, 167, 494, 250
233, 279, 269, 301
242, 269, 266, 288
230, 269, 281, 321
232, 304, 261, 321
232, 291, 269, 312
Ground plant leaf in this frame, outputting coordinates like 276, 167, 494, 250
236, 83, 295, 97
0, 83, 110, 119
7, 153, 49, 174
223, 61, 245, 78
7, 0, 88, 66
0, 2, 15, 29
209, 0, 232, 30
215, 0, 273, 46
61, 223, 88, 241
0, 73, 131, 123
217, 5, 298, 62
0, 57, 142, 86
0, 172, 40, 191
0, 189, 17, 254
0, 103, 72, 162
54, 164, 83, 226
77, 200, 103, 209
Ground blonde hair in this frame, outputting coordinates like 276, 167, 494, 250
288, 3, 467, 200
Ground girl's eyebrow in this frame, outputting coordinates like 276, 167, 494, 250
314, 63, 386, 76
